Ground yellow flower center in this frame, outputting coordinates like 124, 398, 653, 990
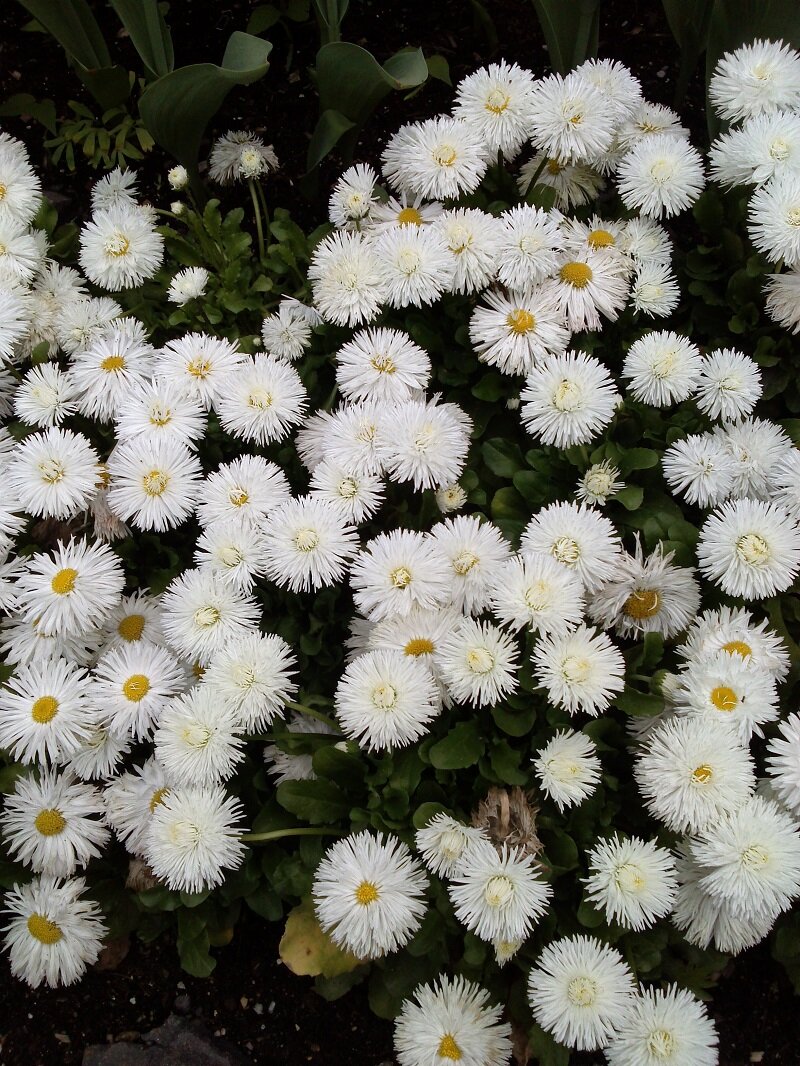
742, 844, 769, 867
506, 308, 536, 335
466, 647, 495, 674
294, 528, 319, 552
735, 533, 770, 565
551, 536, 581, 565
553, 378, 581, 412
219, 545, 244, 568
769, 137, 790, 161
587, 228, 615, 248
485, 88, 511, 114
692, 763, 713, 784
614, 862, 646, 893
432, 144, 457, 167
104, 233, 130, 258
546, 158, 564, 175
370, 352, 396, 374
722, 640, 751, 658
101, 355, 125, 372
187, 356, 211, 379
561, 655, 591, 684
447, 224, 473, 254
149, 403, 172, 426
194, 605, 220, 628
182, 723, 212, 748
787, 207, 800, 227
96, 464, 110, 488
123, 674, 151, 702
567, 976, 598, 1007
118, 613, 146, 641
0, 183, 6, 201
437, 1034, 463, 1060
248, 387, 273, 410
372, 682, 398, 710
390, 566, 412, 589
229, 489, 249, 507
523, 580, 550, 611
31, 696, 59, 723
568, 111, 583, 126
397, 206, 423, 226
405, 637, 435, 656
149, 786, 170, 813
27, 914, 63, 945
710, 685, 738, 712
338, 477, 359, 499
34, 808, 66, 836
453, 550, 479, 575
484, 874, 514, 908
354, 880, 379, 905
51, 567, 78, 595
38, 458, 65, 484
649, 159, 675, 184
623, 588, 660, 620
142, 469, 169, 497
559, 261, 593, 287
647, 1030, 675, 1058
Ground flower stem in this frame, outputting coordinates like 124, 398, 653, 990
523, 154, 549, 204
256, 179, 271, 236
242, 827, 346, 843
248, 178, 266, 261
285, 701, 339, 730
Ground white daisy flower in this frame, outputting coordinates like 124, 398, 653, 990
215, 354, 307, 445
367, 606, 462, 701
350, 530, 451, 621
313, 831, 428, 960
167, 265, 209, 305
79, 206, 164, 289
370, 191, 443, 230
167, 164, 188, 190
0, 655, 93, 766
767, 713, 800, 816
619, 216, 673, 265
576, 460, 625, 506
100, 590, 166, 651
765, 266, 800, 332
716, 417, 793, 500
106, 437, 202, 532
662, 432, 735, 507
605, 985, 718, 1066
0, 140, 42, 226
371, 223, 454, 308
710, 110, 800, 188
491, 554, 585, 637
749, 172, 800, 266
617, 101, 689, 151
0, 286, 31, 362
53, 295, 121, 355
677, 605, 790, 681
0, 218, 43, 285
114, 377, 206, 447
521, 351, 621, 449
103, 757, 173, 856
328, 163, 379, 229
262, 495, 358, 593
2, 768, 108, 877
469, 288, 571, 377
90, 167, 138, 212
415, 813, 489, 878
335, 649, 441, 751
154, 688, 244, 785
394, 974, 513, 1066
208, 130, 278, 183
435, 617, 519, 708
145, 785, 245, 892
521, 501, 622, 594
694, 347, 762, 422
196, 454, 290, 529
584, 835, 676, 932
449, 839, 552, 943
70, 322, 155, 422
309, 460, 385, 524
634, 716, 755, 834
517, 154, 605, 210
621, 331, 701, 406
26, 262, 88, 357
687, 795, 800, 921
432, 207, 501, 294
430, 515, 513, 615
92, 640, 189, 740
697, 498, 800, 600
202, 631, 297, 731
14, 363, 78, 427
532, 625, 625, 717
527, 935, 636, 1052
454, 60, 537, 157
335, 327, 431, 403
630, 262, 680, 317
618, 134, 705, 218
0, 615, 99, 670
264, 711, 336, 784
495, 205, 565, 289
308, 229, 386, 327
587, 541, 700, 640
299, 401, 394, 477
3, 875, 106, 988
533, 729, 601, 811
194, 519, 270, 591
774, 450, 800, 519
529, 72, 616, 163
14, 537, 124, 636
382, 116, 489, 201
545, 251, 630, 331
709, 38, 800, 123
159, 568, 260, 665
157, 332, 244, 410
385, 396, 472, 491
674, 651, 779, 742
8, 427, 100, 520
574, 58, 642, 121
436, 483, 468, 513
66, 722, 131, 782
261, 298, 320, 362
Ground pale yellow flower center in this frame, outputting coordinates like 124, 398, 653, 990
187, 356, 211, 379
484, 874, 514, 908
769, 137, 790, 161
567, 976, 598, 1006
149, 403, 172, 426
649, 158, 675, 184
370, 352, 396, 374
551, 536, 581, 565
453, 550, 479, 575
614, 862, 646, 893
561, 655, 591, 684
38, 458, 65, 484
104, 232, 130, 258
485, 88, 511, 114
338, 477, 359, 499
742, 844, 769, 867
447, 224, 473, 254
466, 646, 495, 674
194, 605, 221, 628
248, 387, 273, 410
787, 207, 800, 227
219, 545, 244, 568
647, 1030, 676, 1058
735, 533, 770, 565
553, 378, 581, 411
397, 248, 422, 275
432, 144, 457, 167
371, 682, 398, 710
142, 469, 169, 497
390, 566, 412, 589
397, 206, 423, 226
294, 528, 319, 552
692, 763, 713, 784
229, 489, 249, 508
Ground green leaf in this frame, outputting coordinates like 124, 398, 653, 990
138, 32, 272, 170
109, 0, 174, 78
614, 687, 665, 717
178, 929, 216, 977
0, 93, 57, 134
619, 448, 660, 475
429, 721, 484, 769
412, 801, 449, 829
275, 778, 350, 823
311, 744, 365, 789
528, 0, 601, 73
482, 438, 524, 478
279, 899, 361, 978
489, 741, 529, 786
425, 54, 451, 85
614, 485, 644, 511
306, 109, 356, 172
16, 0, 112, 69
247, 4, 282, 35
528, 1022, 570, 1066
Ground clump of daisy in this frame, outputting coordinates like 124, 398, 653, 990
435, 617, 520, 708
521, 351, 621, 448
621, 331, 702, 406
167, 266, 209, 305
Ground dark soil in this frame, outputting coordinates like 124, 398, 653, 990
0, 2, 796, 1063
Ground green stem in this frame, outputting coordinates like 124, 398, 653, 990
242, 827, 346, 843
523, 154, 549, 203
256, 179, 270, 236
248, 178, 266, 262
285, 701, 339, 730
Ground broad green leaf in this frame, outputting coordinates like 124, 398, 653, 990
178, 929, 216, 977
138, 32, 272, 170
614, 687, 665, 717
661, 0, 714, 103
412, 801, 449, 829
614, 485, 644, 511
16, 0, 112, 69
429, 721, 484, 769
275, 778, 350, 823
279, 899, 361, 978
0, 93, 57, 134
528, 0, 601, 73
110, 0, 174, 78
307, 109, 356, 172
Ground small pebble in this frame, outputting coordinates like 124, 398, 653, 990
240, 996, 248, 1009
254, 1002, 265, 1015
750, 1054, 764, 1063
54, 1033, 70, 1044
129, 996, 136, 1005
